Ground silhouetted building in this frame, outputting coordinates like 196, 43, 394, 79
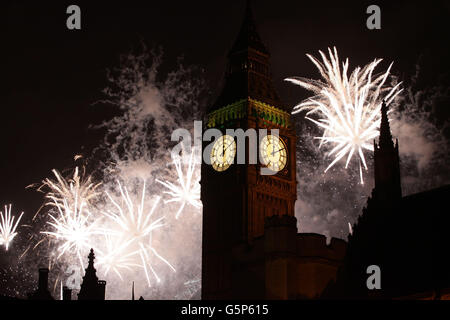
373, 101, 402, 203
28, 268, 54, 300
62, 286, 72, 301
335, 101, 450, 299
201, 1, 346, 299
0, 295, 21, 300
77, 249, 106, 300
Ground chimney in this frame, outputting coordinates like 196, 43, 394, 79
27, 268, 54, 300
38, 268, 49, 291
63, 286, 72, 301
97, 280, 106, 300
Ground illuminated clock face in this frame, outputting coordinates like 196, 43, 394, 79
210, 135, 236, 172
260, 135, 287, 172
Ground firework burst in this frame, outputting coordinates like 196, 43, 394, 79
42, 198, 99, 267
156, 150, 201, 219
29, 167, 103, 268
103, 181, 164, 240
40, 167, 101, 213
100, 180, 176, 286
286, 47, 402, 183
0, 204, 24, 251
95, 233, 141, 280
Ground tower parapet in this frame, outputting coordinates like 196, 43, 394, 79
297, 234, 347, 261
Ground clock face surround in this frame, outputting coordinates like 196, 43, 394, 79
260, 135, 287, 172
210, 135, 236, 172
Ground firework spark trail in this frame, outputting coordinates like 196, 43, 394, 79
95, 233, 141, 280
33, 166, 179, 289
103, 181, 164, 239
0, 204, 24, 251
286, 47, 403, 183
100, 180, 176, 286
42, 198, 100, 267
34, 167, 103, 267
156, 149, 201, 219
40, 167, 101, 216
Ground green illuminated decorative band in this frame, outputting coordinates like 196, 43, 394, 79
206, 99, 247, 128
250, 99, 291, 128
207, 98, 291, 128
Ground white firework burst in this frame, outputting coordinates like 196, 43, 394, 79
42, 197, 99, 267
286, 47, 402, 183
156, 150, 201, 219
95, 233, 141, 280
41, 167, 101, 210
0, 204, 24, 251
102, 180, 176, 286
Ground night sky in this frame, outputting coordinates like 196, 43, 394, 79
1, 0, 450, 300
2, 0, 450, 253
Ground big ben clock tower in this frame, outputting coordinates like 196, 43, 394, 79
201, 2, 298, 299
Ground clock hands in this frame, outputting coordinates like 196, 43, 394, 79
271, 147, 285, 156
222, 136, 225, 158
219, 140, 233, 159
260, 135, 287, 172
211, 136, 236, 172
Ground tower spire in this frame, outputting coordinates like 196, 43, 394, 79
84, 248, 98, 280
245, 0, 252, 19
78, 248, 106, 300
229, 0, 268, 55
210, 0, 284, 111
379, 100, 394, 149
373, 100, 402, 202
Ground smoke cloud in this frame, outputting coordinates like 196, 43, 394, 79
91, 45, 205, 299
